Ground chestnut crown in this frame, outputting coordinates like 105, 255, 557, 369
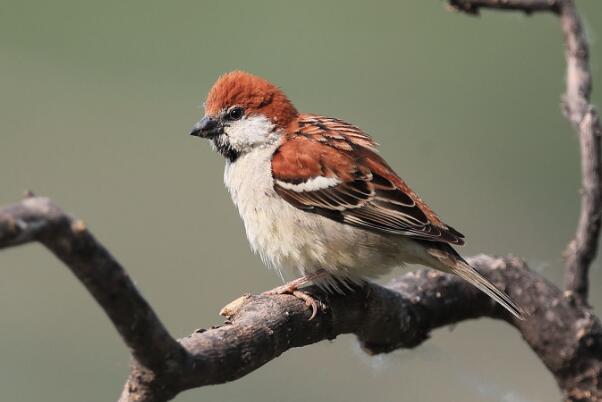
205, 71, 298, 128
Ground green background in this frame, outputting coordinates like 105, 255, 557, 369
1, 1, 601, 401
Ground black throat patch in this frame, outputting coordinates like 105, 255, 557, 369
212, 137, 240, 162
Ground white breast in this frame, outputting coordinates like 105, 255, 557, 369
224, 143, 306, 275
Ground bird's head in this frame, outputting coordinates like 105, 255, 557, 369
190, 71, 298, 161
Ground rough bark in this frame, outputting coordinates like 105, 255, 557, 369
0, 0, 600, 401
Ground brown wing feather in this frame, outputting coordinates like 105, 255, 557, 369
272, 114, 465, 245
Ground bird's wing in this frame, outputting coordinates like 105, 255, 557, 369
271, 114, 465, 245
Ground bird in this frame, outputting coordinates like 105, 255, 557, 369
190, 70, 525, 320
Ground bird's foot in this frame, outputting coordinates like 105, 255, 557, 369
263, 287, 324, 320
262, 270, 328, 320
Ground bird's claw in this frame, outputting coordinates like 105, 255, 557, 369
263, 287, 324, 320
262, 270, 329, 320
291, 290, 324, 320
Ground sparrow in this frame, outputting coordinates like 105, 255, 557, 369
190, 71, 525, 320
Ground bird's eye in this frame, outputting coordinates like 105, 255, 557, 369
226, 107, 244, 121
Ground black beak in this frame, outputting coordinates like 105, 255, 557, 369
190, 116, 221, 138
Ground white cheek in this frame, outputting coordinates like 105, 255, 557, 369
224, 115, 278, 150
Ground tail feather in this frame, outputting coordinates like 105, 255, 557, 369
451, 259, 526, 320
427, 247, 526, 320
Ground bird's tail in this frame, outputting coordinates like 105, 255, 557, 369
427, 247, 526, 320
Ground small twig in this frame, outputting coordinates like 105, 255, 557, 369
447, 0, 561, 15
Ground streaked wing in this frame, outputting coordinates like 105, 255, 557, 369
272, 115, 465, 245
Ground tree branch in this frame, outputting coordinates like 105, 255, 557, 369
449, 0, 601, 311
1, 200, 599, 401
558, 0, 602, 304
0, 196, 188, 373
122, 256, 600, 401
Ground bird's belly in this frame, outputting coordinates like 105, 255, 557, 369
248, 198, 416, 282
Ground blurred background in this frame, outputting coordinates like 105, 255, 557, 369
1, 1, 601, 401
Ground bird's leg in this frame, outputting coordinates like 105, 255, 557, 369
263, 269, 328, 294
262, 269, 329, 320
